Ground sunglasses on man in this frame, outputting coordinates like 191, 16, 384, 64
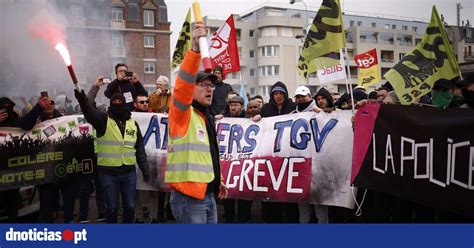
137, 100, 149, 104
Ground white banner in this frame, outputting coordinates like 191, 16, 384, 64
115, 112, 355, 209
216, 111, 355, 209
316, 50, 347, 84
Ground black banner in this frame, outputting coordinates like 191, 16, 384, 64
0, 116, 95, 190
353, 104, 474, 217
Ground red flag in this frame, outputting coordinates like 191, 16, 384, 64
208, 15, 240, 76
0, 132, 7, 137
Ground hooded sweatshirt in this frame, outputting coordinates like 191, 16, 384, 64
314, 87, 334, 109
260, 81, 296, 117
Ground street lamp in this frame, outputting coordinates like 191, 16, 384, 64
290, 0, 308, 35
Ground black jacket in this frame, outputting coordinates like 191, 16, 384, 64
78, 97, 149, 178
314, 87, 334, 109
16, 104, 57, 130
210, 81, 233, 116
104, 79, 148, 111
260, 81, 296, 117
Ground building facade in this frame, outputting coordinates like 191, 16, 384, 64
0, 0, 170, 103
204, 3, 470, 101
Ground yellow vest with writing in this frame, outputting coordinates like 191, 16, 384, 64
96, 117, 137, 166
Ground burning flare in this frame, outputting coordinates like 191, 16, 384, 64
55, 42, 71, 66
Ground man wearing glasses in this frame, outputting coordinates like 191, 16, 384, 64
134, 95, 151, 113
166, 22, 228, 224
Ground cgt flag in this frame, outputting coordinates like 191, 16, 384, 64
384, 6, 460, 105
171, 8, 192, 70
208, 15, 240, 75
297, 0, 346, 79
354, 48, 381, 88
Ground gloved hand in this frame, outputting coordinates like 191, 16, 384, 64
74, 89, 87, 103
143, 172, 150, 183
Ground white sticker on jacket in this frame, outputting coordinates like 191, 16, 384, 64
123, 92, 133, 103
197, 126, 206, 143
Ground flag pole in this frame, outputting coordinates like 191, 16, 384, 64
343, 47, 355, 114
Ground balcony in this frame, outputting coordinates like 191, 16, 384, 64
112, 46, 126, 57
111, 19, 126, 29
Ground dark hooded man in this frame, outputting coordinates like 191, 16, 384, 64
74, 90, 150, 223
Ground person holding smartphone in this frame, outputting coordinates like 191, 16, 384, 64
104, 64, 146, 111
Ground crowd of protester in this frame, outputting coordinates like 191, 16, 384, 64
0, 53, 473, 224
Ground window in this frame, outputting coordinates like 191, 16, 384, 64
415, 38, 422, 45
250, 87, 256, 95
281, 27, 293, 37
144, 61, 155, 74
128, 0, 139, 20
111, 7, 123, 22
260, 45, 279, 57
402, 25, 408, 31
70, 31, 85, 56
392, 24, 396, 29
412, 26, 418, 32
371, 22, 376, 28
261, 27, 277, 37
236, 29, 241, 41
238, 47, 242, 60
144, 35, 155, 48
144, 10, 155, 27
385, 24, 390, 29
360, 31, 378, 43
249, 69, 255, 77
259, 86, 270, 96
357, 21, 362, 26
350, 20, 355, 27
346, 31, 354, 43
249, 50, 255, 59
249, 30, 255, 38
397, 34, 412, 45
71, 4, 84, 19
380, 32, 394, 45
112, 32, 125, 57
159, 5, 168, 22
259, 65, 280, 77
466, 28, 472, 38
399, 53, 405, 60
381, 50, 394, 62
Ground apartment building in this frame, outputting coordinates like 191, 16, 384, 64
204, 3, 469, 100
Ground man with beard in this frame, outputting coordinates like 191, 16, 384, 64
314, 87, 335, 113
74, 90, 150, 223
222, 96, 253, 223
165, 22, 228, 224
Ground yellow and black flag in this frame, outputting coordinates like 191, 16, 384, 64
171, 8, 192, 70
297, 0, 346, 79
384, 6, 460, 105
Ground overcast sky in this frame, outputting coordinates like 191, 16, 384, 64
165, 0, 473, 53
